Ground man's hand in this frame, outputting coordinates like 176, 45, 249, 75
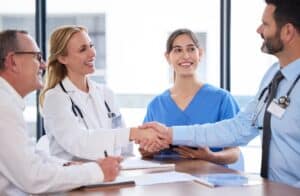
96, 156, 123, 182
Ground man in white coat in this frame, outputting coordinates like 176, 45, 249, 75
0, 29, 123, 195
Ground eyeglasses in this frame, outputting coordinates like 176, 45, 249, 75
14, 51, 44, 64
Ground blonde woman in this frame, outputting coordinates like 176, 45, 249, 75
39, 25, 161, 161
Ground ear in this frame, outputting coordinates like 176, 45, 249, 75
198, 48, 204, 58
164, 52, 171, 65
4, 52, 19, 73
57, 55, 67, 65
281, 23, 296, 43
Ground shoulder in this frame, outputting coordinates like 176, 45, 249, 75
43, 83, 70, 106
147, 89, 169, 107
201, 84, 238, 109
202, 84, 232, 98
0, 89, 23, 121
259, 62, 280, 88
0, 90, 15, 111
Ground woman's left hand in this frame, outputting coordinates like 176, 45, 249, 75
173, 146, 212, 159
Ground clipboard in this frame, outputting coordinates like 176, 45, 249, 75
81, 180, 135, 189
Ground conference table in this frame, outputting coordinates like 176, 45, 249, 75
49, 158, 300, 196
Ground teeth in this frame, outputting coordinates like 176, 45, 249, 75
179, 63, 193, 67
85, 62, 94, 66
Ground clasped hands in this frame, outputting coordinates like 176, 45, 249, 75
130, 122, 172, 152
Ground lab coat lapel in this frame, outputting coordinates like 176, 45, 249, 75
61, 78, 88, 122
87, 79, 111, 128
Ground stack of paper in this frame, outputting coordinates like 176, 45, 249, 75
133, 171, 194, 185
121, 158, 175, 170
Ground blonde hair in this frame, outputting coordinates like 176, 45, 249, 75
39, 25, 87, 106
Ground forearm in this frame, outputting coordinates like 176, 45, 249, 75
204, 147, 240, 165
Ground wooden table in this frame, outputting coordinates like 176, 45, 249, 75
50, 159, 300, 196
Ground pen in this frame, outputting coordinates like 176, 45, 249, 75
104, 150, 108, 157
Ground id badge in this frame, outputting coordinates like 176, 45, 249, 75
111, 114, 122, 128
267, 99, 286, 119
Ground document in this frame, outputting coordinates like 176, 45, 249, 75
82, 171, 194, 188
192, 173, 262, 187
121, 158, 175, 170
133, 171, 194, 186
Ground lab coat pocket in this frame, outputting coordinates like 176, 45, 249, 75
111, 114, 122, 128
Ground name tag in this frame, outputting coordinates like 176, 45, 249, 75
267, 99, 286, 119
112, 114, 122, 128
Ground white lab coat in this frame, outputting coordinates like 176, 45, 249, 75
42, 77, 133, 161
0, 77, 102, 195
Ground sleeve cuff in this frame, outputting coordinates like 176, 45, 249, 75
79, 162, 104, 185
172, 125, 194, 146
114, 128, 131, 148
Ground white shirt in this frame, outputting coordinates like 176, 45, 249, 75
0, 77, 102, 195
42, 77, 132, 161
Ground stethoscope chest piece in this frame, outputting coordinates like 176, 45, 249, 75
278, 96, 290, 108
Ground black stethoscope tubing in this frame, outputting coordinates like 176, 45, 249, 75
257, 73, 300, 104
59, 82, 114, 120
252, 73, 300, 128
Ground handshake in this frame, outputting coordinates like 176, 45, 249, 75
129, 122, 173, 152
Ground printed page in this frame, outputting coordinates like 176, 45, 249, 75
134, 171, 194, 186
121, 158, 175, 170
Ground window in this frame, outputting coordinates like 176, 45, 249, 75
48, 0, 221, 126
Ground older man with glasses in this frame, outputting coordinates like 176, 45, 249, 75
0, 29, 122, 195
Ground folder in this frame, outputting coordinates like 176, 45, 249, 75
193, 173, 261, 187
81, 178, 135, 189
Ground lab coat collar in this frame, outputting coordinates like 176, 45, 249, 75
61, 77, 79, 93
0, 77, 25, 111
61, 77, 95, 95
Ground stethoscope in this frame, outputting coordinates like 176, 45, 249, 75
251, 73, 300, 128
59, 82, 116, 128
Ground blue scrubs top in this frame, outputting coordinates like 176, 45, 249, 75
144, 84, 240, 164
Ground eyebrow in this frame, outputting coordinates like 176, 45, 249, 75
79, 41, 93, 48
172, 44, 196, 48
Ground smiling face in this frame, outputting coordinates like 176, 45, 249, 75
58, 30, 96, 79
13, 33, 45, 96
165, 34, 202, 79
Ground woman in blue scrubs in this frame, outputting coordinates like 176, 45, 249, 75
140, 28, 243, 170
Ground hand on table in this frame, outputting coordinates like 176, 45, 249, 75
174, 146, 212, 159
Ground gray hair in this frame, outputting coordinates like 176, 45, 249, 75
0, 29, 28, 70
